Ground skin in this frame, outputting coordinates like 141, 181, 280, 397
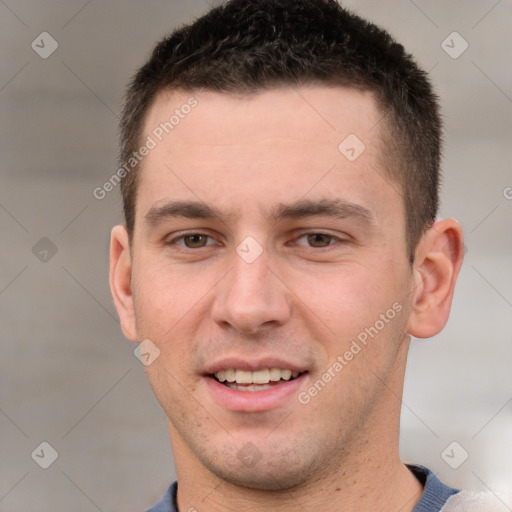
110, 86, 464, 511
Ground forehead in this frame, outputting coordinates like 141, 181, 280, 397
137, 86, 401, 225
143, 86, 381, 153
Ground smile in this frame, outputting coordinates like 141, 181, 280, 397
212, 368, 303, 391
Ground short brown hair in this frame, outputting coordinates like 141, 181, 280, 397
119, 0, 441, 262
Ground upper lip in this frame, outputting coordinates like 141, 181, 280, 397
202, 357, 309, 375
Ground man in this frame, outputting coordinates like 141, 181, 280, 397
109, 1, 476, 510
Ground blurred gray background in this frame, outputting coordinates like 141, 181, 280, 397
1, 1, 511, 510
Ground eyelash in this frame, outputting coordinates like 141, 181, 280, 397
168, 232, 219, 249
166, 231, 345, 250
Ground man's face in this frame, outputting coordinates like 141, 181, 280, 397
127, 86, 416, 489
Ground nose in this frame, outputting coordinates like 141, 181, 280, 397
211, 246, 291, 334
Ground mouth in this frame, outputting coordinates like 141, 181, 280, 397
202, 358, 310, 411
210, 368, 306, 392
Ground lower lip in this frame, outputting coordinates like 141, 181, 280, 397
203, 374, 307, 412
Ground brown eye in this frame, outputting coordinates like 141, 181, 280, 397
183, 234, 209, 248
306, 233, 334, 247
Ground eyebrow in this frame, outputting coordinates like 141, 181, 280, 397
145, 200, 226, 227
144, 198, 375, 228
268, 198, 375, 226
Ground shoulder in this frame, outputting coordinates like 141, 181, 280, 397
408, 464, 459, 511
441, 489, 510, 512
407, 465, 507, 512
146, 482, 178, 512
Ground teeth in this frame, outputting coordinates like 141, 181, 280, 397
235, 370, 252, 384
214, 368, 301, 384
227, 383, 274, 392
281, 369, 292, 380
252, 369, 270, 384
269, 368, 281, 381
225, 369, 236, 382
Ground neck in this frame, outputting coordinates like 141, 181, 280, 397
171, 338, 423, 511
173, 442, 422, 512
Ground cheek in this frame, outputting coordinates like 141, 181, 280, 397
131, 258, 212, 385
291, 262, 405, 340
142, 355, 202, 431
131, 257, 213, 338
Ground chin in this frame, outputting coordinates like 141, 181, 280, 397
209, 460, 312, 491
192, 439, 327, 492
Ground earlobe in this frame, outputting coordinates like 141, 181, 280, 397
109, 225, 138, 342
407, 219, 464, 339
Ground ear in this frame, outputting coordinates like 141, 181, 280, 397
407, 218, 464, 338
109, 225, 138, 342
